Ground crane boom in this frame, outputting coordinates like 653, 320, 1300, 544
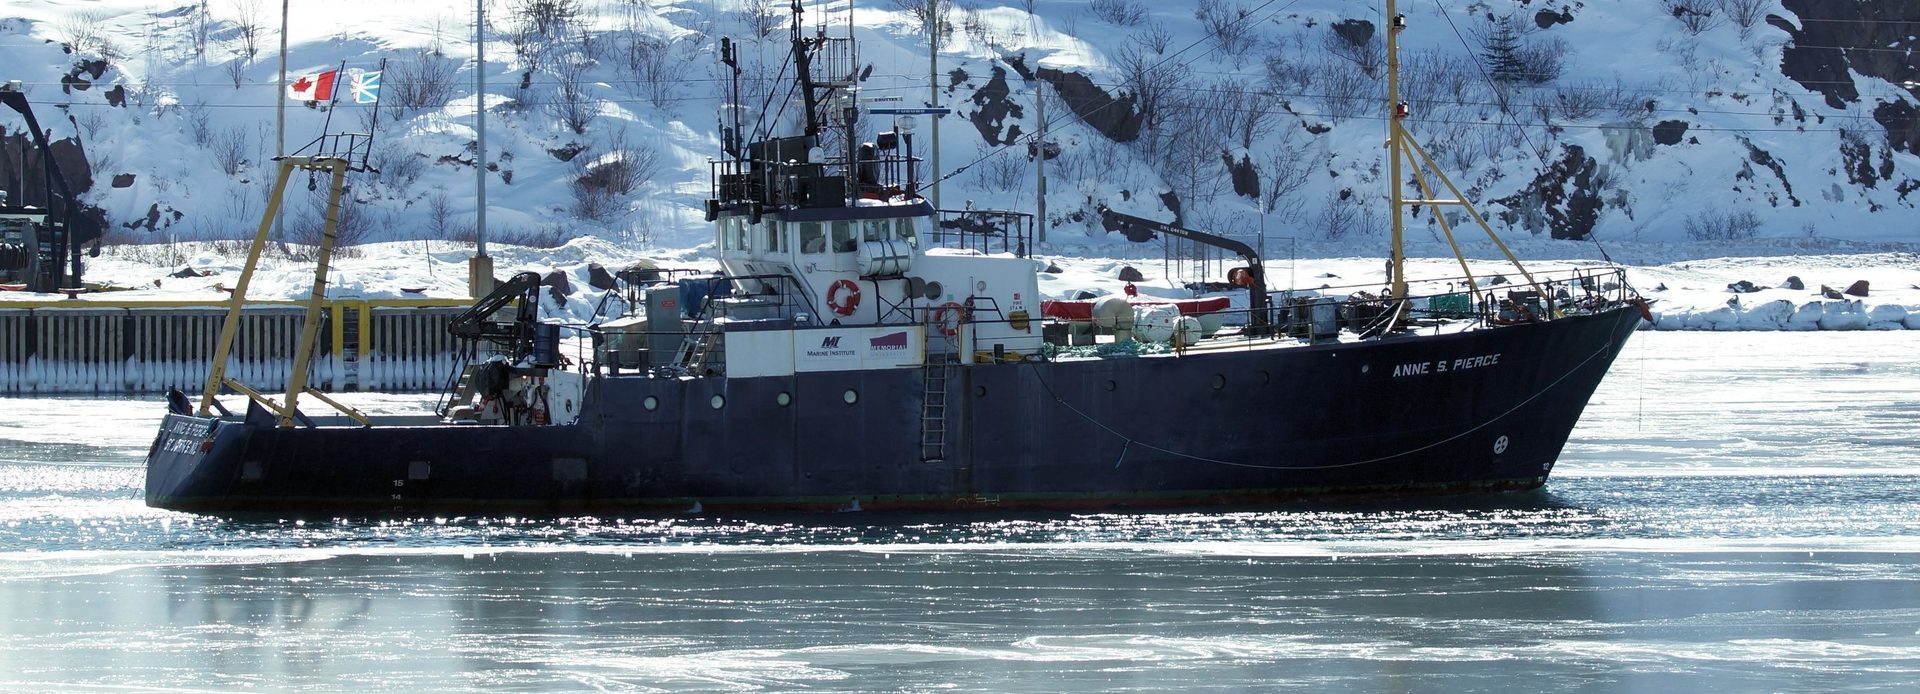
1097, 207, 1271, 334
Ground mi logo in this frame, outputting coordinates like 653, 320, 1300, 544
821, 336, 842, 348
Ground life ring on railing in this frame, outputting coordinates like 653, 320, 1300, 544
826, 279, 862, 316
932, 301, 970, 337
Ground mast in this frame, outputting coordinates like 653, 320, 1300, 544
1385, 0, 1406, 300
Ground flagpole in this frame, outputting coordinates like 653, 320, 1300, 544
315, 60, 346, 145
469, 0, 492, 299
276, 0, 288, 241
362, 57, 387, 164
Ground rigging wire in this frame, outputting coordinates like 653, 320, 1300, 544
1433, 0, 1620, 267
1021, 338, 1621, 471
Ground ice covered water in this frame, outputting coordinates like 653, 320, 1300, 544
1, 332, 1917, 691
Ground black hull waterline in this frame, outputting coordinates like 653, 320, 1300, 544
145, 307, 1643, 515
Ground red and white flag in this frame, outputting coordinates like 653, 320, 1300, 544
287, 70, 338, 102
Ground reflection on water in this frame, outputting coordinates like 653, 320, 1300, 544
1, 332, 1919, 691
2, 550, 1916, 692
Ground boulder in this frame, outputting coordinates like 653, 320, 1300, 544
1117, 265, 1145, 282
1782, 275, 1804, 290
1845, 280, 1870, 297
542, 269, 572, 306
586, 262, 618, 290
1819, 284, 1843, 299
1727, 280, 1765, 293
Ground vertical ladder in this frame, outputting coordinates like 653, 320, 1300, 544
920, 359, 950, 462
339, 305, 362, 390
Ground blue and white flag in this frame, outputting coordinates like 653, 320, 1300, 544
349, 70, 382, 105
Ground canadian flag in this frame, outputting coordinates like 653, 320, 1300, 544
287, 69, 338, 102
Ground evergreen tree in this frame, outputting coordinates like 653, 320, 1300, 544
1481, 18, 1528, 85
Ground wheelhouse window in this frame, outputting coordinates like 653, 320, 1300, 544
863, 219, 888, 242
894, 218, 919, 249
830, 221, 856, 253
763, 220, 785, 253
799, 222, 826, 254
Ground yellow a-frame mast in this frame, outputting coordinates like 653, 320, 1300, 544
1383, 0, 1548, 308
197, 143, 372, 428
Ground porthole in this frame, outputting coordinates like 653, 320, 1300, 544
1105, 380, 1117, 392
843, 389, 859, 405
710, 394, 726, 409
1255, 370, 1270, 385
643, 396, 659, 411
776, 391, 792, 406
976, 385, 988, 397
1211, 374, 1226, 390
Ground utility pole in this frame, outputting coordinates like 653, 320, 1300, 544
927, 14, 940, 210
469, 0, 493, 298
1033, 81, 1046, 244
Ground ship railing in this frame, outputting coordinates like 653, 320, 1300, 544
932, 209, 1033, 258
709, 151, 925, 212
1028, 266, 1636, 349
571, 272, 820, 377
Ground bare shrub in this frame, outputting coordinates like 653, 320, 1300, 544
280, 185, 371, 254
1314, 59, 1374, 120
1090, 0, 1146, 27
230, 0, 264, 62
570, 136, 660, 220
511, 0, 580, 40
187, 100, 214, 146
1208, 79, 1281, 150
1719, 0, 1769, 38
189, 0, 212, 59
735, 0, 782, 39
612, 34, 681, 109
386, 47, 460, 117
212, 127, 249, 176
1553, 82, 1608, 121
492, 223, 573, 248
973, 153, 1027, 193
1260, 133, 1312, 221
1131, 21, 1172, 54
1195, 0, 1256, 62
1683, 208, 1761, 240
1324, 19, 1381, 77
890, 0, 956, 48
1317, 191, 1362, 241
548, 59, 595, 134
1516, 36, 1568, 84
371, 145, 426, 187
56, 11, 110, 56
221, 58, 248, 89
1663, 0, 1723, 36
426, 189, 455, 240
1113, 43, 1189, 149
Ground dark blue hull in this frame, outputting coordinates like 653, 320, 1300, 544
145, 307, 1642, 515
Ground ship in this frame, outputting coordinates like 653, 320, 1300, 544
144, 0, 1646, 515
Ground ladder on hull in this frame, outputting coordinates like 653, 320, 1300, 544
920, 359, 950, 462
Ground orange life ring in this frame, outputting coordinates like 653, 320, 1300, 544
1227, 267, 1253, 287
932, 301, 970, 337
826, 278, 861, 316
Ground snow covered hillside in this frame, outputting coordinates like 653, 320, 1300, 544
3, 0, 1919, 254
